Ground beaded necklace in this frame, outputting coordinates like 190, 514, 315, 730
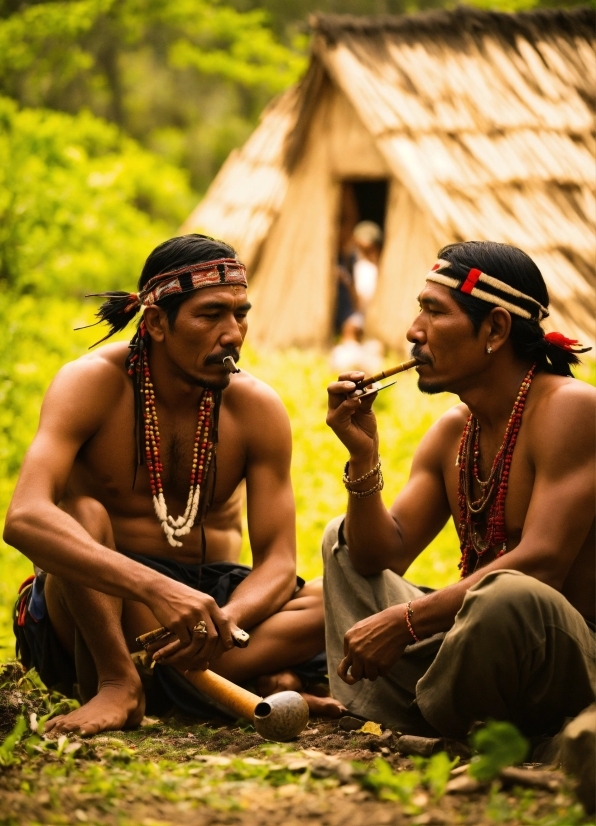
127, 322, 219, 548
456, 363, 536, 577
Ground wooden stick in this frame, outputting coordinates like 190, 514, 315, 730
184, 669, 259, 721
354, 358, 420, 390
136, 626, 250, 649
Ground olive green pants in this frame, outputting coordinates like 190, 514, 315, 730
322, 517, 596, 738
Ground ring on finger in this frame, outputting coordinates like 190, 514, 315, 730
192, 620, 208, 637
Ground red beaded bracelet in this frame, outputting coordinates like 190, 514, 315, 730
405, 601, 420, 643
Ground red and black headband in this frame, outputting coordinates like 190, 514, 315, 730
84, 257, 248, 346
122, 257, 248, 312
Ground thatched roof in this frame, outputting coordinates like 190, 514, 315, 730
182, 87, 299, 271
183, 6, 596, 345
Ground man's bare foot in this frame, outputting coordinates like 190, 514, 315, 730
44, 678, 145, 737
256, 671, 348, 718
256, 670, 302, 696
302, 693, 348, 718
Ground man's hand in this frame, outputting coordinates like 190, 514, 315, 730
326, 372, 379, 460
337, 605, 410, 684
146, 581, 239, 671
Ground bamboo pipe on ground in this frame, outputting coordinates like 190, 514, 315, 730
136, 627, 309, 741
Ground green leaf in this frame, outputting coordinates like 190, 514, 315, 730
0, 713, 27, 766
469, 721, 529, 782
423, 751, 459, 799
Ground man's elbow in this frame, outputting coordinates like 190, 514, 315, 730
521, 553, 570, 592
349, 552, 389, 578
3, 508, 31, 549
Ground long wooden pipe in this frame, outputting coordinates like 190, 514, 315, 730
136, 627, 309, 741
353, 357, 420, 390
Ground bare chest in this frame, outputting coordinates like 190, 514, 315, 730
443, 427, 534, 554
67, 392, 246, 548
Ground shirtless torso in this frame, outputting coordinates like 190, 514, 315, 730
425, 374, 595, 621
67, 342, 267, 565
326, 277, 595, 684
5, 272, 330, 735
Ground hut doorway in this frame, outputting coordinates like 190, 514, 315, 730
334, 178, 388, 339
352, 179, 388, 229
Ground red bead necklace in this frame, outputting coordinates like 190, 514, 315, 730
137, 339, 216, 548
456, 363, 536, 577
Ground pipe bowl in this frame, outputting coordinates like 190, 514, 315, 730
253, 690, 309, 741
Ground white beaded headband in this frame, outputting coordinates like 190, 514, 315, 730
426, 260, 549, 321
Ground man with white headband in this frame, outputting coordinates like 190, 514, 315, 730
7, 234, 334, 736
323, 240, 595, 738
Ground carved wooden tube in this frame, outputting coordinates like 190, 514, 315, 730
183, 670, 309, 742
354, 357, 420, 390
136, 625, 309, 741
185, 669, 257, 721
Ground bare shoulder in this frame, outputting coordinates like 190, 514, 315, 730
222, 370, 291, 449
409, 402, 469, 471
42, 342, 130, 429
526, 372, 596, 451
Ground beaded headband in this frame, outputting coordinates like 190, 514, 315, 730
85, 257, 248, 345
426, 259, 549, 321
133, 257, 247, 310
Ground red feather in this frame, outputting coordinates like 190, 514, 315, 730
545, 332, 591, 353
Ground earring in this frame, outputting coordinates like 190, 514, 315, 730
486, 345, 493, 354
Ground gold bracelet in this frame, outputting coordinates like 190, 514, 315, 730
343, 458, 381, 488
345, 468, 384, 497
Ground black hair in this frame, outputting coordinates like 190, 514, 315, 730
87, 234, 237, 343
438, 241, 581, 377
138, 234, 237, 328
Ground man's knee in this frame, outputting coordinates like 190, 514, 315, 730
60, 496, 113, 545
321, 515, 345, 568
462, 569, 561, 629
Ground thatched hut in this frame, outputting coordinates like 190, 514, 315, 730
182, 7, 596, 351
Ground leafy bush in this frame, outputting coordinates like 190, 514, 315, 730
0, 95, 193, 295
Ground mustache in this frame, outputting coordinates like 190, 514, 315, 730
204, 348, 241, 367
410, 344, 433, 366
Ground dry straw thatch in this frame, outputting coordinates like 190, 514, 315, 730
183, 7, 595, 351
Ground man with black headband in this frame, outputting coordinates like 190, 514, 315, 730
6, 234, 334, 736
323, 240, 595, 738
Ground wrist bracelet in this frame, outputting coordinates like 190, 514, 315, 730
343, 458, 381, 488
405, 600, 420, 643
345, 468, 384, 497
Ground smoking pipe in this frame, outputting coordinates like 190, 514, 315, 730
182, 670, 309, 742
136, 626, 309, 741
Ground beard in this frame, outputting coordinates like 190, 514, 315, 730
195, 374, 231, 391
410, 345, 445, 394
417, 377, 447, 395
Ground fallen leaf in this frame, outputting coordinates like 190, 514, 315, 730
359, 721, 382, 736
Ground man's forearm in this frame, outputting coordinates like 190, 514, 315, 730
5, 504, 162, 604
221, 556, 296, 630
343, 451, 404, 574
404, 547, 566, 641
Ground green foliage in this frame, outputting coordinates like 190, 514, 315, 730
469, 720, 529, 782
0, 0, 307, 191
0, 96, 192, 294
0, 713, 27, 766
361, 757, 422, 803
362, 753, 459, 803
420, 751, 459, 799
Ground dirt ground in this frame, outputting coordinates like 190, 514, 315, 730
0, 664, 591, 826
